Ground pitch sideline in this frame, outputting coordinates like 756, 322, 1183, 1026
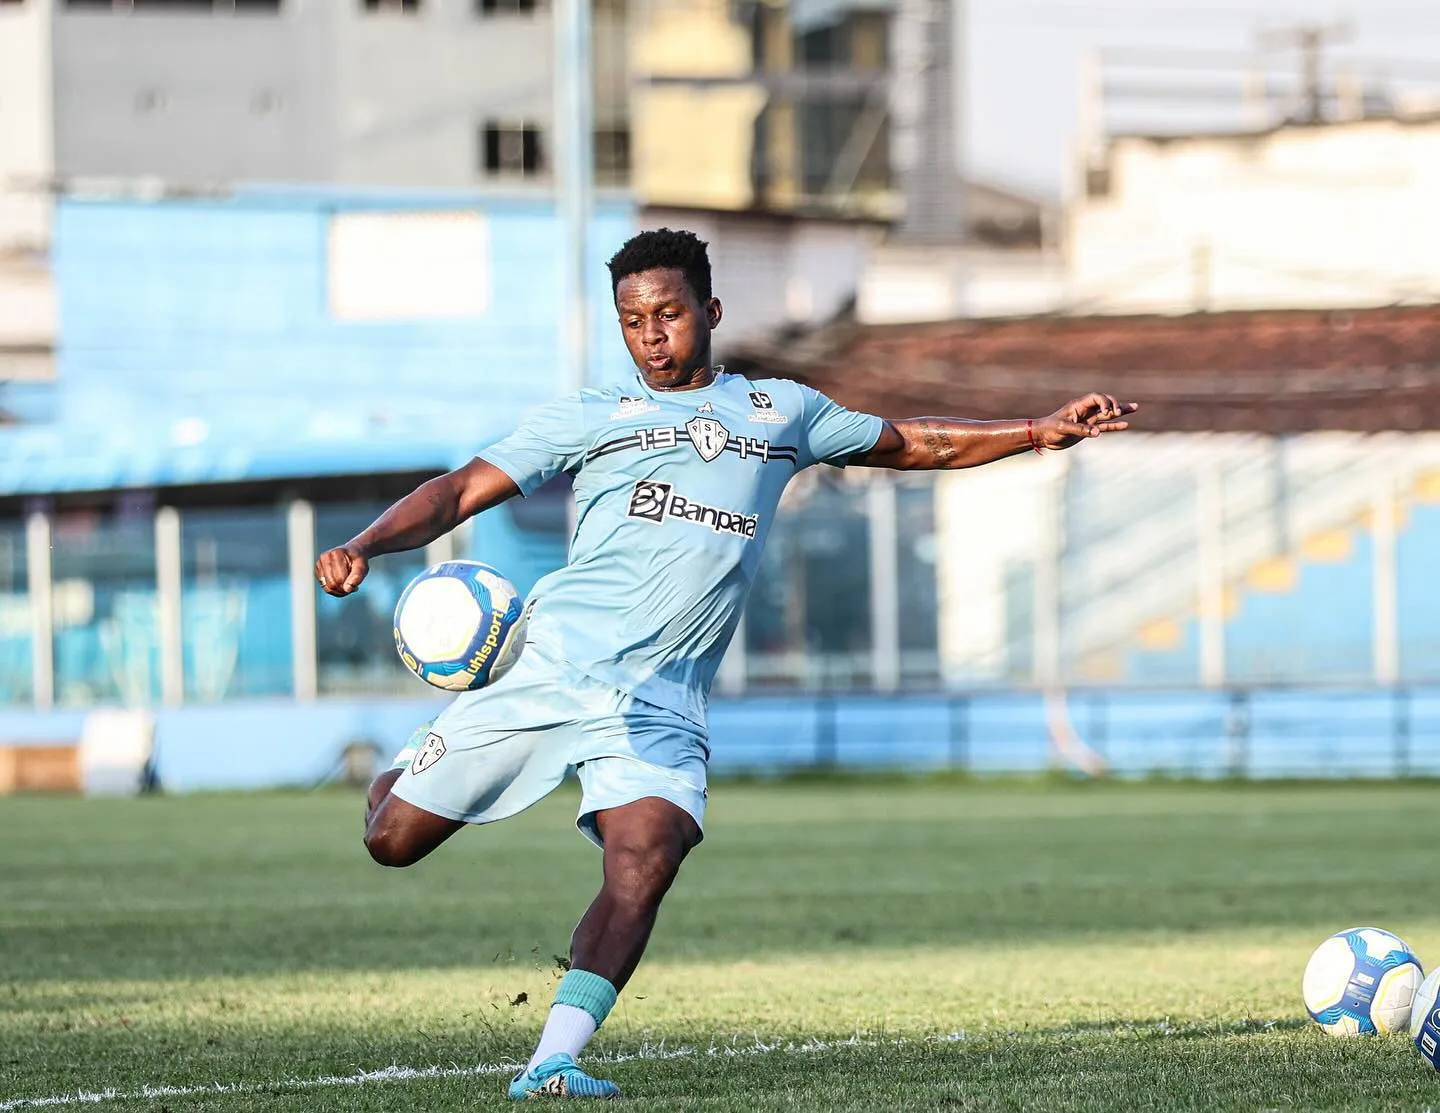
0, 1032, 968, 1110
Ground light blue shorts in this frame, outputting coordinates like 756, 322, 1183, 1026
387, 641, 709, 848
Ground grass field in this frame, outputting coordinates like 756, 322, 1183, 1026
4, 779, 1440, 1111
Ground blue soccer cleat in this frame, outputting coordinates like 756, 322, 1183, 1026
507, 1053, 622, 1100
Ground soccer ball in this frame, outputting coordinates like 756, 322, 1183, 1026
1410, 970, 1440, 1068
1301, 926, 1423, 1036
393, 560, 527, 691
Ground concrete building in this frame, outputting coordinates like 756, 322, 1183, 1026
855, 179, 1063, 324
1, 0, 616, 201
0, 0, 57, 385
1067, 115, 1440, 316
632, 0, 900, 220
859, 114, 1440, 325
0, 0, 937, 219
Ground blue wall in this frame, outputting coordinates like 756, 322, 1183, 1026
3, 686, 1434, 793
0, 190, 639, 493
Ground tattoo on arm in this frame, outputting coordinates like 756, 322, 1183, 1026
917, 421, 958, 466
424, 490, 451, 534
352, 480, 460, 558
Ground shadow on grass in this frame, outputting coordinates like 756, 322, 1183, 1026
607, 1022, 1433, 1113
3, 782, 1440, 981
0, 1014, 1416, 1113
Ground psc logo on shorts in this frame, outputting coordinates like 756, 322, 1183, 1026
411, 732, 446, 775
626, 480, 758, 538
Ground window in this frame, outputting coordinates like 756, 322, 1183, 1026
896, 481, 940, 688
480, 121, 544, 178
745, 474, 873, 691
0, 520, 32, 707
51, 505, 160, 707
799, 21, 845, 67
181, 506, 291, 699
594, 124, 630, 186
66, 0, 282, 8
477, 0, 540, 13
250, 89, 284, 115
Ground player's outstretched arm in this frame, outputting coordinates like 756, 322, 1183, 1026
851, 393, 1139, 471
315, 458, 521, 596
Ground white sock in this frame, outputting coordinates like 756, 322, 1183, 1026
526, 1004, 598, 1072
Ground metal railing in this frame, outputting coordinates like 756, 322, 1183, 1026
1048, 434, 1440, 677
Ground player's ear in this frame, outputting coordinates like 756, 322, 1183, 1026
706, 297, 722, 330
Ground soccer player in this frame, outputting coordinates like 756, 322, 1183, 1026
314, 228, 1137, 1100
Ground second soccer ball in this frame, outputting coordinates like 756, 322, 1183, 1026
1302, 926, 1424, 1037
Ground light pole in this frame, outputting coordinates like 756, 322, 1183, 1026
555, 0, 594, 395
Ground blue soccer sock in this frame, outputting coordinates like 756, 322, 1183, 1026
525, 969, 618, 1072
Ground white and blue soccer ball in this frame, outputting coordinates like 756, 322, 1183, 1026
1301, 927, 1423, 1037
393, 560, 527, 692
1409, 969, 1440, 1069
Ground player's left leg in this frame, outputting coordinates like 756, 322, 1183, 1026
510, 750, 707, 1101
573, 796, 701, 985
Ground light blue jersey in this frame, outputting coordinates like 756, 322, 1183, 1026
479, 372, 884, 725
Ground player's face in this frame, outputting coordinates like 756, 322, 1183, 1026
615, 267, 723, 390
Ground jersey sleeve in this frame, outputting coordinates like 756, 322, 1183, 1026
477, 395, 588, 496
796, 384, 885, 469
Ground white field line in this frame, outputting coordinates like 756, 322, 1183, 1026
0, 1031, 969, 1110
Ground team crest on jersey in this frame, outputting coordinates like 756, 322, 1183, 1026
686, 416, 730, 462
411, 732, 446, 775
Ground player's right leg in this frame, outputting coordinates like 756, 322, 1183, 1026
361, 723, 465, 866
360, 648, 583, 868
364, 765, 465, 868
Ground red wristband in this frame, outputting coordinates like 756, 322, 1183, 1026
1026, 419, 1044, 454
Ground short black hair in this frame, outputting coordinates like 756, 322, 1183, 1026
606, 227, 712, 304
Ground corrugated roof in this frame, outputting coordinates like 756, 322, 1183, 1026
727, 304, 1440, 432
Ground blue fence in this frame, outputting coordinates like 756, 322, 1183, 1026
3, 686, 1436, 792
711, 687, 1440, 778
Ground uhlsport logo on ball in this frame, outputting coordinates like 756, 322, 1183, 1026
1301, 926, 1424, 1037
393, 560, 527, 691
